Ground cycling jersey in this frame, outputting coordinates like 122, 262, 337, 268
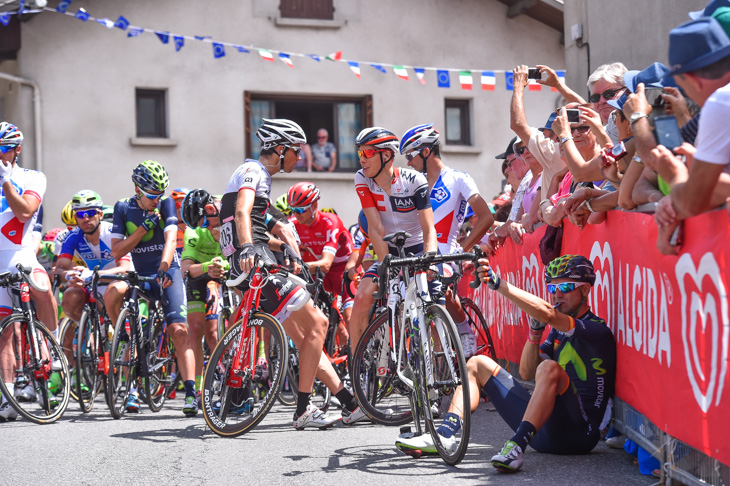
430, 167, 478, 255
181, 227, 222, 264
59, 222, 132, 271
355, 167, 431, 249
0, 165, 45, 252
290, 211, 353, 265
221, 159, 271, 253
111, 196, 179, 271
176, 228, 185, 257
53, 229, 70, 256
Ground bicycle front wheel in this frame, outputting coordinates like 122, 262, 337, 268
107, 307, 136, 419
57, 316, 79, 402
421, 304, 470, 466
75, 310, 104, 413
351, 309, 413, 426
0, 315, 71, 424
202, 312, 288, 437
461, 297, 497, 360
145, 311, 173, 412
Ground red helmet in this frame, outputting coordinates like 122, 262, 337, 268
287, 182, 320, 208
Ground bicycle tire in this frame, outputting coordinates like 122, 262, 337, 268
202, 311, 288, 437
461, 297, 497, 360
0, 314, 71, 424
57, 316, 80, 402
75, 310, 103, 413
216, 306, 232, 343
351, 308, 413, 426
107, 306, 137, 419
276, 339, 298, 407
145, 310, 172, 412
421, 304, 470, 466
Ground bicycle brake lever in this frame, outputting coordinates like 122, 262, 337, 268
469, 245, 484, 289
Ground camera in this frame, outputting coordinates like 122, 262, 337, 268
653, 115, 683, 150
528, 68, 542, 80
566, 109, 581, 124
645, 87, 667, 119
609, 141, 627, 160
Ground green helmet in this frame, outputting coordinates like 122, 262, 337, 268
274, 193, 291, 216
101, 205, 114, 223
545, 254, 596, 285
71, 189, 103, 210
132, 160, 169, 193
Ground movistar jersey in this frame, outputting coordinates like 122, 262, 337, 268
110, 196, 178, 272
430, 167, 478, 255
181, 226, 222, 264
59, 222, 132, 270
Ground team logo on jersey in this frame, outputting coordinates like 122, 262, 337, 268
390, 196, 416, 212
430, 179, 451, 212
1, 180, 23, 212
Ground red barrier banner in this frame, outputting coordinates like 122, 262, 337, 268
461, 210, 730, 466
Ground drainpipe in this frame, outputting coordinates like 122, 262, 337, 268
0, 71, 42, 172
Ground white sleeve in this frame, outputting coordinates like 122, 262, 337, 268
694, 90, 730, 165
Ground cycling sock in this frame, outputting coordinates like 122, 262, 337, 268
455, 318, 471, 335
195, 375, 203, 393
184, 380, 196, 398
437, 412, 462, 438
3, 383, 13, 401
51, 328, 58, 339
335, 388, 357, 412
296, 391, 312, 417
511, 420, 537, 451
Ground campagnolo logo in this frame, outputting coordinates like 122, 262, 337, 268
675, 252, 729, 413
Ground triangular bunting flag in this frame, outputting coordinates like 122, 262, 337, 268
348, 61, 361, 79
75, 8, 89, 21
505, 72, 514, 91
0, 14, 9, 26
16, 0, 24, 14
325, 51, 342, 61
95, 18, 114, 28
194, 36, 211, 41
155, 31, 170, 44
414, 68, 426, 85
308, 54, 321, 62
459, 71, 473, 90
114, 16, 130, 30
528, 79, 542, 91
481, 71, 496, 91
258, 49, 274, 62
127, 26, 143, 37
393, 65, 409, 81
173, 36, 184, 52
553, 70, 565, 91
213, 43, 225, 58
56, 0, 72, 13
279, 53, 294, 68
370, 63, 387, 74
234, 45, 250, 53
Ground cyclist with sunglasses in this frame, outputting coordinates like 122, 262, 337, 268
110, 160, 199, 416
398, 254, 616, 472
170, 187, 191, 258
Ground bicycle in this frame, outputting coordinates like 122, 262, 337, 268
450, 262, 497, 361
352, 232, 483, 465
201, 255, 289, 437
0, 264, 71, 424
106, 271, 175, 418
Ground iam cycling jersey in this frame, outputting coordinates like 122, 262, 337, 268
430, 167, 478, 255
59, 222, 133, 271
0, 165, 45, 252
220, 159, 271, 254
111, 196, 179, 271
290, 211, 353, 265
354, 167, 430, 249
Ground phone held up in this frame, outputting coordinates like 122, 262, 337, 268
566, 109, 581, 124
653, 115, 683, 151
528, 68, 542, 80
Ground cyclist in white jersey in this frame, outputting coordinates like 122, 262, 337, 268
0, 122, 57, 421
351, 127, 437, 349
401, 123, 493, 357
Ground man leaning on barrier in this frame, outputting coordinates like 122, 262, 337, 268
396, 254, 616, 473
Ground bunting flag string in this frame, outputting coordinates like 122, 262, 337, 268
12, 4, 566, 92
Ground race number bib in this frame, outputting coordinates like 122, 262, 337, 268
219, 221, 236, 257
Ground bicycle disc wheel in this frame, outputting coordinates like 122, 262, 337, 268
0, 315, 71, 424
351, 309, 413, 426
461, 298, 497, 360
107, 307, 136, 419
57, 317, 80, 402
75, 311, 103, 413
145, 311, 172, 412
421, 304, 470, 466
202, 312, 288, 437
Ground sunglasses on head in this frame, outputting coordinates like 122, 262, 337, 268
358, 148, 387, 159
74, 209, 99, 219
0, 144, 17, 154
547, 282, 587, 294
571, 125, 591, 134
138, 188, 164, 200
588, 87, 625, 103
291, 205, 312, 214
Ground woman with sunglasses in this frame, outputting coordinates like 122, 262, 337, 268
399, 253, 616, 473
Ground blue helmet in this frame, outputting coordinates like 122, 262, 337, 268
399, 123, 440, 155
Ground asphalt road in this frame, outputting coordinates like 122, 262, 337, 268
0, 396, 656, 485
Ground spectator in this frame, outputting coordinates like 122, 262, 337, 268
551, 104, 604, 183
513, 139, 543, 233
311, 128, 337, 172
587, 62, 628, 142
488, 138, 530, 248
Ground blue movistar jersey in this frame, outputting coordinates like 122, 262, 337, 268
111, 196, 178, 272
59, 221, 132, 271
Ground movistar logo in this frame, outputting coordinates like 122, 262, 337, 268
558, 342, 587, 381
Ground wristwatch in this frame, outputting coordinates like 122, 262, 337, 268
632, 155, 643, 165
630, 112, 649, 126
559, 136, 574, 145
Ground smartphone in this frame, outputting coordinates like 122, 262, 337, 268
528, 68, 542, 80
566, 109, 581, 124
609, 141, 627, 160
653, 115, 683, 150
644, 87, 666, 108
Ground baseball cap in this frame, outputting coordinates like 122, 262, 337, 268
668, 17, 730, 75
689, 0, 730, 19
539, 112, 558, 131
624, 63, 675, 92
495, 136, 518, 159
607, 92, 628, 111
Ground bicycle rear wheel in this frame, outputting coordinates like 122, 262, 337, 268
461, 297, 497, 360
145, 310, 173, 412
0, 315, 71, 424
351, 308, 413, 426
75, 310, 104, 413
421, 304, 470, 466
202, 312, 287, 437
107, 307, 137, 419
276, 339, 297, 407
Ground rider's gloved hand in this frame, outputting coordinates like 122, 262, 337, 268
0, 160, 12, 186
141, 211, 160, 231
156, 270, 172, 287
477, 258, 501, 291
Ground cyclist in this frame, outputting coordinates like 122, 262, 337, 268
287, 182, 354, 347
170, 187, 190, 257
204, 118, 365, 428
350, 127, 437, 349
273, 193, 292, 217
55, 190, 132, 325
400, 123, 494, 357
0, 122, 58, 421
110, 160, 198, 416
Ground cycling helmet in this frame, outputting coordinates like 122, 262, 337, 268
181, 188, 214, 229
101, 205, 114, 223
71, 190, 103, 210
170, 187, 190, 201
0, 122, 23, 146
287, 182, 320, 208
61, 201, 77, 227
399, 123, 440, 155
320, 207, 338, 215
43, 227, 64, 242
256, 118, 307, 150
132, 160, 169, 193
355, 127, 400, 152
274, 193, 291, 216
544, 254, 596, 285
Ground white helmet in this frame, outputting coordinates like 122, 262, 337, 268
256, 118, 307, 150
399, 123, 440, 155
0, 122, 23, 146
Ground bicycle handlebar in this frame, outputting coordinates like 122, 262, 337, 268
0, 264, 49, 293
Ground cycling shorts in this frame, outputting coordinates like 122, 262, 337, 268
186, 275, 220, 321
0, 249, 47, 317
483, 365, 600, 455
139, 262, 186, 326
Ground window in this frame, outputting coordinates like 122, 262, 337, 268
280, 0, 334, 20
135, 89, 167, 138
244, 92, 372, 172
444, 99, 471, 145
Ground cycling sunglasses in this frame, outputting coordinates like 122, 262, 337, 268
588, 87, 625, 103
284, 145, 302, 156
74, 209, 100, 219
571, 125, 591, 134
138, 188, 165, 200
404, 150, 422, 161
547, 282, 587, 294
291, 205, 312, 214
358, 148, 387, 159
0, 144, 17, 154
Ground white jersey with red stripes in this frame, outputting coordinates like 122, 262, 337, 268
430, 167, 479, 255
0, 165, 46, 252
